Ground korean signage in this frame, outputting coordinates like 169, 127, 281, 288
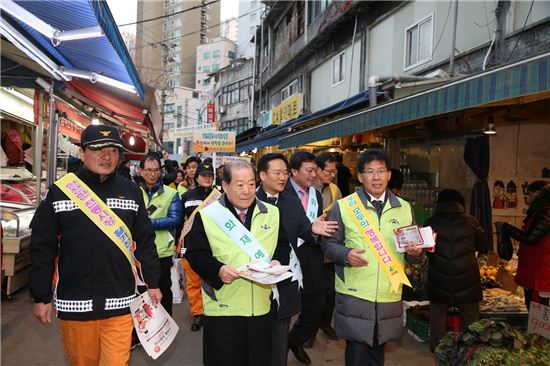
260, 110, 272, 128
169, 124, 216, 138
207, 103, 215, 123
271, 93, 303, 125
192, 131, 236, 153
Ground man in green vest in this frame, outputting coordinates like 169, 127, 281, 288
323, 149, 422, 366
140, 152, 182, 316
186, 160, 289, 366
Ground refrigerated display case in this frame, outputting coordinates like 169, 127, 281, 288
1, 202, 35, 298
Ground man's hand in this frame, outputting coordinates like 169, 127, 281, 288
219, 265, 240, 284
270, 260, 281, 267
405, 243, 422, 257
147, 288, 163, 306
32, 302, 53, 324
347, 249, 369, 267
312, 214, 338, 237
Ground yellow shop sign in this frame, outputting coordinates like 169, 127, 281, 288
272, 93, 303, 125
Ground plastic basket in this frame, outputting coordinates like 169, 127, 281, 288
406, 309, 430, 342
479, 313, 528, 331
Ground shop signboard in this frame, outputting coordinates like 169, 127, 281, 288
170, 124, 216, 138
271, 93, 302, 125
192, 131, 236, 153
207, 103, 216, 123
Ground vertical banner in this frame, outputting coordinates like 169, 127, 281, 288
207, 103, 216, 123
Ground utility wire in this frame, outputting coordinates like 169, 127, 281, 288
118, 0, 221, 27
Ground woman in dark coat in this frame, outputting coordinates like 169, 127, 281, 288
424, 189, 486, 350
496, 181, 550, 308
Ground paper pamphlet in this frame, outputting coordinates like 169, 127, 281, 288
130, 292, 179, 360
393, 225, 436, 253
237, 261, 293, 284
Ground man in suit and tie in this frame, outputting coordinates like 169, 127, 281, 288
282, 151, 329, 364
256, 153, 338, 366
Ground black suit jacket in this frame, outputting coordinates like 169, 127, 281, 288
257, 186, 316, 318
283, 180, 326, 294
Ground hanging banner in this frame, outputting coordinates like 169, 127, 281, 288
170, 124, 216, 138
192, 131, 236, 153
207, 103, 216, 123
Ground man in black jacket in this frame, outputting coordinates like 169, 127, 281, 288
256, 153, 338, 366
186, 160, 289, 366
284, 151, 327, 364
29, 125, 161, 365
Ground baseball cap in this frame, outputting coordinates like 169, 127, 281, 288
196, 163, 214, 176
80, 125, 124, 150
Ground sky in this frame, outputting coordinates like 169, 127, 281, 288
107, 0, 239, 33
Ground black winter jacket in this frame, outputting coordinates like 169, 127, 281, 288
425, 201, 486, 305
501, 189, 550, 244
29, 167, 160, 320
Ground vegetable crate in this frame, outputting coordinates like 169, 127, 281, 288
406, 309, 430, 342
479, 313, 528, 331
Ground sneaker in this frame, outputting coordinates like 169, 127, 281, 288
191, 314, 204, 332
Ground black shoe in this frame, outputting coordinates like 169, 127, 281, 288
191, 315, 203, 332
288, 341, 311, 364
303, 336, 315, 349
321, 325, 338, 340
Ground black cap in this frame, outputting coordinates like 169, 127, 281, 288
80, 125, 123, 150
197, 163, 214, 176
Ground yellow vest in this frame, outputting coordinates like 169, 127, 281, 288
336, 195, 413, 302
200, 201, 279, 316
141, 184, 179, 258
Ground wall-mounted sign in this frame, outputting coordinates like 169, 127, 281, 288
271, 93, 303, 125
260, 110, 272, 128
192, 131, 236, 153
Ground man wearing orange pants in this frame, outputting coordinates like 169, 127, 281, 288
179, 163, 220, 331
29, 125, 161, 365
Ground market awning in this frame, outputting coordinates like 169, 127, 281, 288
0, 0, 144, 99
279, 52, 550, 149
236, 89, 371, 153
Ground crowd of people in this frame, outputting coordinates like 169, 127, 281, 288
27, 124, 550, 366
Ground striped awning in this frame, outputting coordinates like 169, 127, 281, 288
279, 52, 550, 149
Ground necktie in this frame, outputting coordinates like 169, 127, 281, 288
239, 211, 246, 224
372, 200, 384, 217
299, 188, 308, 211
267, 196, 277, 205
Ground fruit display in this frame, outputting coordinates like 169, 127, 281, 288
434, 319, 550, 366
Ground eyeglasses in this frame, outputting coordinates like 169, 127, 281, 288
362, 169, 389, 177
143, 168, 160, 174
267, 170, 289, 177
323, 169, 337, 176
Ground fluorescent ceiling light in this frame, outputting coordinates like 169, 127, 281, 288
4, 87, 33, 104
61, 67, 137, 94
0, 0, 103, 45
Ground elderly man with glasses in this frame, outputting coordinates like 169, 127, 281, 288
140, 152, 182, 316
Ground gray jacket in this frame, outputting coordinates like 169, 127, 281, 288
322, 188, 418, 346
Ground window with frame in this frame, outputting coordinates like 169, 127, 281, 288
228, 51, 236, 59
405, 14, 433, 69
192, 91, 199, 99
280, 75, 303, 101
203, 51, 211, 60
164, 103, 175, 114
332, 52, 345, 85
202, 65, 211, 73
221, 77, 252, 105
220, 118, 249, 134
163, 141, 174, 154
308, 0, 332, 25
212, 50, 220, 58
212, 64, 220, 72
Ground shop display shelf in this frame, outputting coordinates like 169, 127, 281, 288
406, 309, 430, 342
479, 312, 528, 331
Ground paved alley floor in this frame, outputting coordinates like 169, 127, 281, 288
1, 289, 435, 365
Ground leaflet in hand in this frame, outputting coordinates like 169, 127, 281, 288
393, 225, 436, 253
237, 261, 293, 284
130, 292, 179, 360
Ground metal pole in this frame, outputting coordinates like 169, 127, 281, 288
449, 0, 459, 76
46, 88, 59, 187
34, 91, 44, 203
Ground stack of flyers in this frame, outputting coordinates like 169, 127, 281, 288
237, 261, 293, 284
393, 225, 437, 253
